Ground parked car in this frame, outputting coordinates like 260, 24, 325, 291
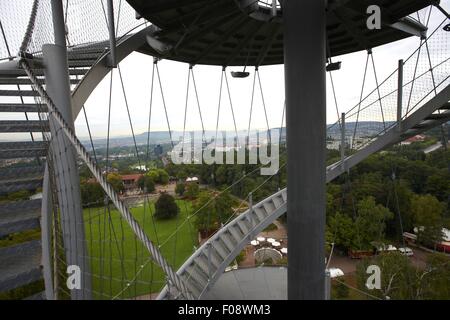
328, 268, 344, 278
398, 247, 414, 256
376, 244, 397, 254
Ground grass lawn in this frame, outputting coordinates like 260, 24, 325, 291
83, 199, 198, 299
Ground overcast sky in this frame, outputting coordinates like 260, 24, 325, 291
0, 1, 448, 141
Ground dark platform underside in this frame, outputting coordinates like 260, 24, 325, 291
126, 0, 432, 66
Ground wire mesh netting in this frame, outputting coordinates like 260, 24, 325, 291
0, 0, 144, 61
327, 6, 450, 151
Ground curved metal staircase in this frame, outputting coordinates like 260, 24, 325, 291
0, 45, 104, 299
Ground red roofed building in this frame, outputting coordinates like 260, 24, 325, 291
400, 134, 426, 145
121, 174, 143, 190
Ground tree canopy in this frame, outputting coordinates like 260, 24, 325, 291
154, 193, 179, 220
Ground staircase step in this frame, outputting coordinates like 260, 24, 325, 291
425, 113, 450, 121
0, 199, 42, 214
186, 263, 208, 287
0, 164, 45, 181
254, 207, 267, 221
281, 190, 287, 202
181, 271, 202, 298
0, 165, 45, 180
193, 257, 211, 282
0, 120, 49, 133
68, 45, 107, 55
217, 234, 234, 254
220, 232, 236, 252
68, 68, 89, 76
263, 201, 276, 214
67, 60, 98, 68
0, 68, 87, 77
182, 272, 203, 298
0, 199, 41, 237
228, 224, 244, 243
211, 239, 229, 260
68, 51, 104, 61
412, 121, 433, 129
249, 209, 261, 225
0, 78, 79, 85
236, 218, 251, 235
202, 248, 221, 270
0, 240, 42, 293
0, 177, 43, 195
0, 103, 48, 113
271, 195, 284, 209
439, 102, 450, 110
0, 90, 39, 97
0, 142, 48, 159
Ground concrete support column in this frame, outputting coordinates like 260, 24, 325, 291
44, 0, 91, 300
283, 0, 327, 299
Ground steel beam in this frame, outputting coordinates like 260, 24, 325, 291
106, 0, 117, 68
44, 0, 91, 300
283, 0, 326, 300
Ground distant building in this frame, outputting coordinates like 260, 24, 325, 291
403, 227, 450, 253
121, 174, 143, 190
400, 134, 426, 145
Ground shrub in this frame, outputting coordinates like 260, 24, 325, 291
154, 193, 179, 220
146, 169, 169, 185
107, 173, 124, 193
157, 169, 170, 185
185, 183, 199, 199
80, 182, 104, 206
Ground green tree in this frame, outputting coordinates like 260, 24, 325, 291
185, 183, 199, 199
215, 165, 228, 185
175, 182, 186, 196
157, 169, 170, 185
80, 181, 104, 206
356, 252, 450, 300
425, 170, 450, 202
327, 212, 356, 251
193, 191, 236, 233
147, 170, 160, 183
176, 169, 188, 181
353, 172, 385, 203
411, 194, 444, 247
400, 161, 435, 194
107, 173, 124, 193
146, 178, 155, 193
154, 193, 179, 220
356, 252, 415, 300
138, 175, 155, 193
383, 179, 414, 238
354, 197, 393, 250
418, 253, 450, 299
